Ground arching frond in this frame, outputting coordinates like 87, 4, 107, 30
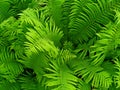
73, 60, 112, 88
44, 60, 78, 90
20, 8, 63, 46
0, 17, 25, 59
0, 47, 23, 82
90, 17, 120, 65
69, 0, 116, 43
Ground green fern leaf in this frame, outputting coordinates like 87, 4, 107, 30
69, 0, 115, 43
0, 47, 23, 82
74, 60, 112, 88
45, 60, 78, 90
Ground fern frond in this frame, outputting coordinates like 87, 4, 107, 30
20, 8, 63, 46
47, 0, 65, 27
0, 77, 20, 90
21, 51, 49, 83
74, 37, 96, 59
20, 9, 64, 83
90, 19, 120, 65
19, 8, 41, 26
61, 0, 74, 40
0, 17, 25, 59
21, 9, 63, 58
59, 49, 76, 63
114, 58, 120, 88
45, 60, 78, 90
0, 0, 37, 23
0, 47, 23, 82
0, 0, 14, 23
69, 0, 115, 43
74, 60, 112, 88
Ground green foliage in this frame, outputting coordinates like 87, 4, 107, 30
0, 47, 23, 82
45, 60, 78, 90
1, 0, 120, 90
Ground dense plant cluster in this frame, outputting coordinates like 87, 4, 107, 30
1, 0, 120, 90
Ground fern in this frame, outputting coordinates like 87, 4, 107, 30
0, 78, 20, 90
72, 60, 112, 89
1, 0, 120, 90
0, 17, 25, 58
114, 58, 120, 88
47, 0, 65, 27
18, 72, 46, 90
69, 0, 116, 44
90, 12, 120, 65
61, 0, 74, 40
77, 79, 91, 90
45, 60, 78, 90
0, 47, 23, 82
